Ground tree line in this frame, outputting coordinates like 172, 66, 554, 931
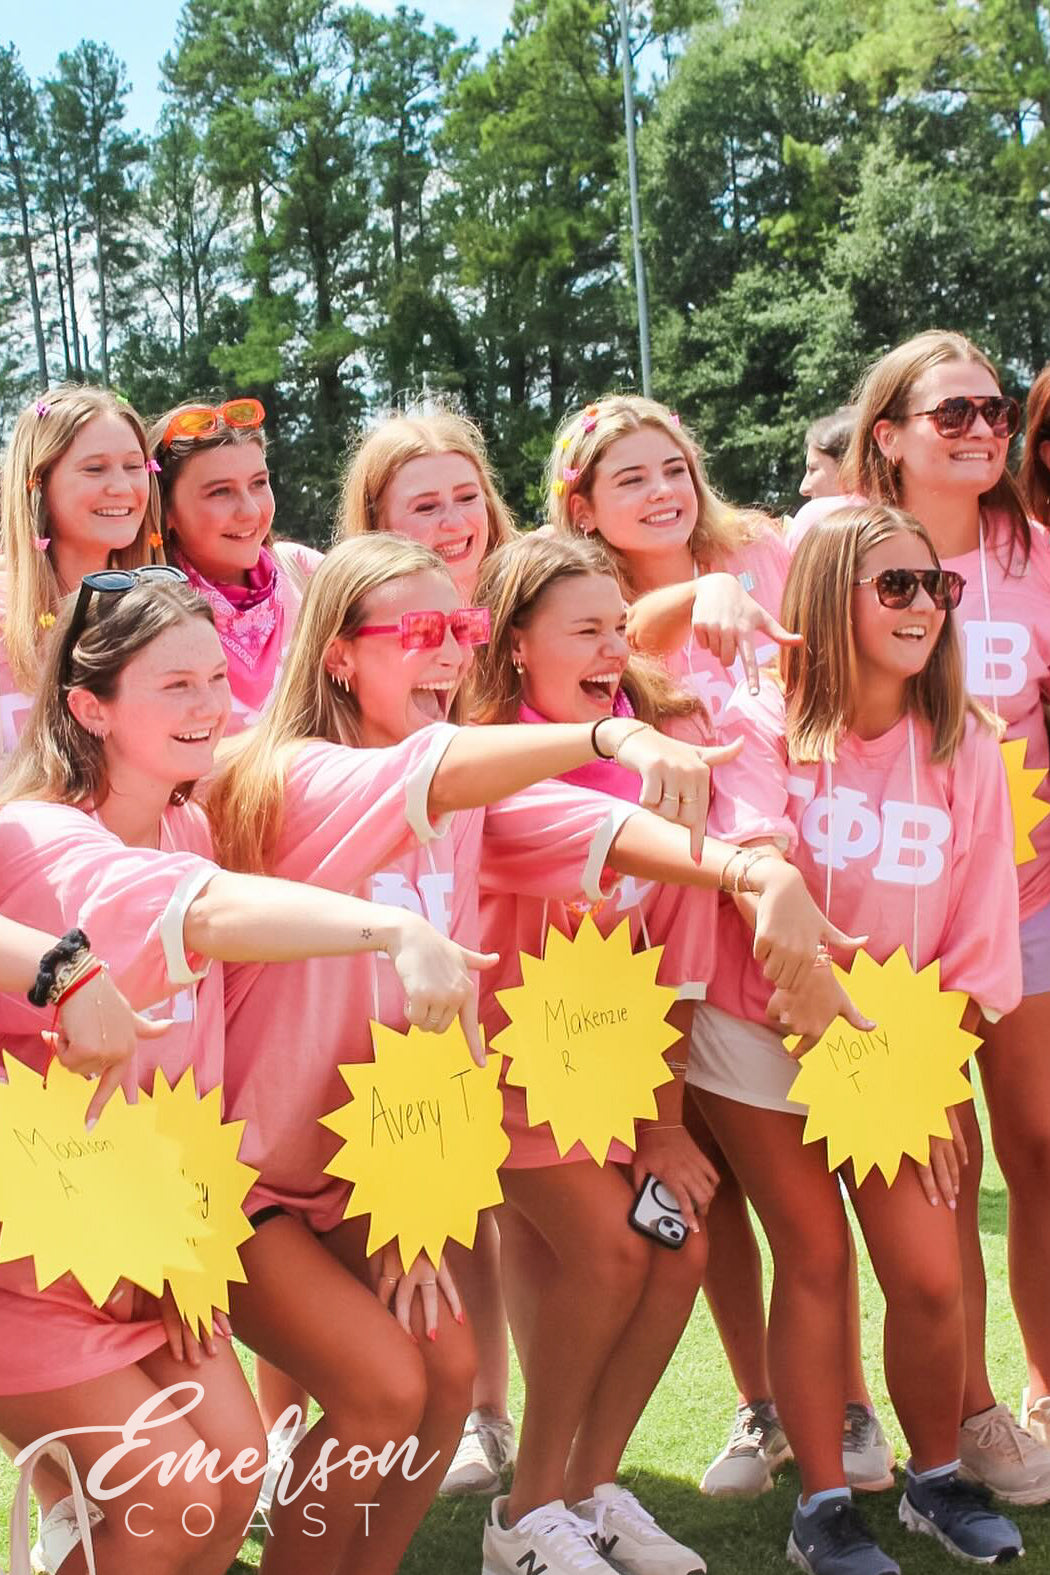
1, 0, 1048, 540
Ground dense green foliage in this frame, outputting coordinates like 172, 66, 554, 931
2, 2, 1048, 537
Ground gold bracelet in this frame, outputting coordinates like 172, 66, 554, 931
735, 850, 773, 895
612, 722, 651, 766
718, 848, 743, 892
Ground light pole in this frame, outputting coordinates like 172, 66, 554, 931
619, 0, 652, 396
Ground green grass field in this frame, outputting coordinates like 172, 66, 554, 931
4, 1095, 1048, 1574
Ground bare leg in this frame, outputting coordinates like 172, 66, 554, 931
979, 992, 1050, 1400
445, 1210, 510, 1416
256, 1356, 310, 1436
0, 1340, 262, 1575
698, 1090, 850, 1496
849, 1160, 965, 1471
500, 1161, 650, 1521
953, 1098, 997, 1417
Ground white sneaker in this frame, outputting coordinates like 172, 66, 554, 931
1021, 1386, 1050, 1449
700, 1400, 792, 1497
842, 1404, 895, 1492
483, 1495, 617, 1575
575, 1484, 706, 1575
257, 1420, 308, 1513
441, 1407, 517, 1494
959, 1401, 1050, 1505
30, 1495, 104, 1574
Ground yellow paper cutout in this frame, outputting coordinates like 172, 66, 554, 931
320, 1021, 509, 1270
0, 1053, 200, 1305
785, 948, 979, 1185
149, 1070, 258, 1338
1000, 737, 1050, 866
491, 914, 678, 1164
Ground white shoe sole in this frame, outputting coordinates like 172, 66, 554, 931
700, 1441, 792, 1497
958, 1461, 1050, 1508
899, 1493, 1024, 1564
786, 1531, 818, 1573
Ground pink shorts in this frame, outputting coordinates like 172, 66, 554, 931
1020, 896, 1050, 997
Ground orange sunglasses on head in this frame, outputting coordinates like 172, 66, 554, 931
161, 397, 266, 447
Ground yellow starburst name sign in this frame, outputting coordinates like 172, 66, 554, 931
0, 1054, 200, 1305
321, 1020, 509, 1271
150, 1070, 258, 1338
785, 948, 980, 1185
491, 915, 678, 1164
1001, 738, 1050, 865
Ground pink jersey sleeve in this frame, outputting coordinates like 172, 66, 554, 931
479, 780, 639, 902
706, 682, 797, 852
938, 719, 1021, 1018
0, 574, 36, 756
0, 801, 221, 1024
270, 723, 460, 886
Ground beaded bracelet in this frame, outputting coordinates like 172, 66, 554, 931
28, 928, 90, 1008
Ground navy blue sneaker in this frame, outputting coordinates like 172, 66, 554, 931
787, 1497, 900, 1575
900, 1470, 1024, 1563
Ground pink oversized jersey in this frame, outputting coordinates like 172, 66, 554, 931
666, 526, 792, 730
706, 680, 1021, 1030
0, 797, 224, 1393
220, 725, 632, 1230
479, 708, 719, 1168
784, 497, 1050, 920
0, 568, 36, 755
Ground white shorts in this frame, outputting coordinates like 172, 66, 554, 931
686, 1002, 807, 1115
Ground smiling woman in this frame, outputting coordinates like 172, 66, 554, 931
0, 384, 161, 752
149, 398, 321, 731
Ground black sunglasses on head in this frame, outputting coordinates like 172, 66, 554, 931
61, 566, 189, 685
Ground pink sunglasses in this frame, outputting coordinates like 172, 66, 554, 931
354, 606, 491, 650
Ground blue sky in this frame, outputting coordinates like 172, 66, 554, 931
8, 2, 515, 133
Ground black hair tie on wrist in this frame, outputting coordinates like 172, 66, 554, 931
591, 718, 616, 760
28, 928, 90, 1008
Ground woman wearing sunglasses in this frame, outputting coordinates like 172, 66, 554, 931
792, 331, 1050, 1498
0, 384, 161, 755
204, 532, 855, 1575
148, 398, 321, 732
0, 568, 498, 1575
689, 503, 1024, 1574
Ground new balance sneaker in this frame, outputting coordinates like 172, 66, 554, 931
483, 1496, 617, 1575
787, 1496, 900, 1575
959, 1401, 1050, 1505
700, 1399, 792, 1496
441, 1407, 517, 1494
574, 1484, 706, 1575
900, 1468, 1024, 1563
843, 1405, 896, 1492
1020, 1386, 1050, 1450
30, 1496, 104, 1574
257, 1419, 308, 1513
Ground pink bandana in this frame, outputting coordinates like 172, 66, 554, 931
173, 546, 285, 714
518, 688, 641, 803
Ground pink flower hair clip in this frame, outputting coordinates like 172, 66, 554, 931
34, 401, 51, 418
563, 466, 580, 483
33, 536, 50, 551
146, 458, 162, 474
669, 411, 681, 426
581, 403, 599, 434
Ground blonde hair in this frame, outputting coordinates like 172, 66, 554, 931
472, 533, 702, 727
844, 330, 1030, 565
545, 394, 770, 595
0, 385, 161, 693
147, 401, 271, 558
1019, 364, 1050, 529
337, 399, 516, 556
0, 579, 214, 810
207, 534, 460, 873
780, 504, 986, 765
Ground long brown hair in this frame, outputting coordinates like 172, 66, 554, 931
207, 534, 461, 873
337, 400, 516, 554
545, 393, 772, 596
780, 504, 986, 765
0, 386, 161, 693
844, 330, 1031, 567
1018, 364, 1050, 528
472, 533, 702, 727
0, 580, 214, 810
